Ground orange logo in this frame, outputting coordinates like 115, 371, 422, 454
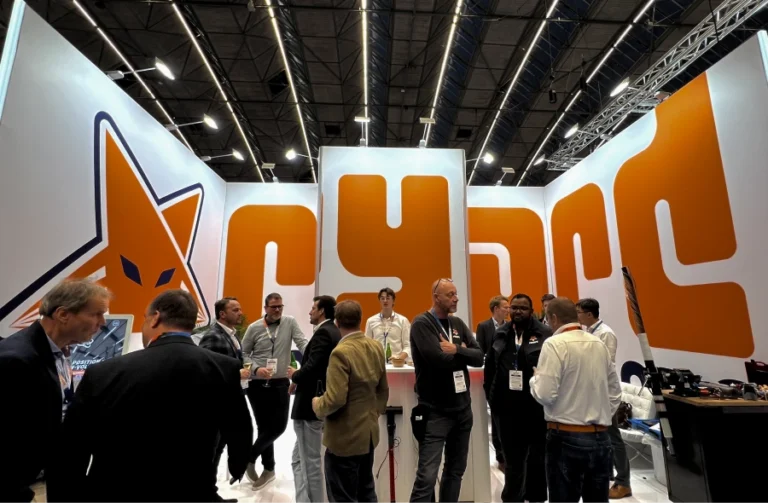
614, 73, 752, 357
2, 113, 210, 333
222, 205, 317, 321
335, 174, 452, 323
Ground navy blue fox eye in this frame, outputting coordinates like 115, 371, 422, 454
120, 255, 142, 286
155, 268, 176, 287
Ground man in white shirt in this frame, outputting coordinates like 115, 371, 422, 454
577, 298, 631, 499
530, 297, 621, 502
364, 287, 411, 362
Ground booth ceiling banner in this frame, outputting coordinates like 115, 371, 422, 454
0, 5, 227, 342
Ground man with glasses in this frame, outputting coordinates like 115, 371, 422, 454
242, 293, 308, 489
409, 278, 484, 502
484, 293, 552, 502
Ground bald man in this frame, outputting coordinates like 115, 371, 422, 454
530, 297, 621, 502
409, 279, 484, 502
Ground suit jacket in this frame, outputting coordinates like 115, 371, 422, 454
475, 317, 498, 356
0, 321, 63, 502
314, 332, 388, 457
291, 320, 341, 421
47, 335, 252, 502
199, 322, 242, 362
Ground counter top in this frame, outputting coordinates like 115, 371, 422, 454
385, 363, 484, 373
662, 390, 768, 407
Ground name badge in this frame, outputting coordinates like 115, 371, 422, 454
266, 358, 278, 371
509, 370, 523, 391
453, 370, 467, 393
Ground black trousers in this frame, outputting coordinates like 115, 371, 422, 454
492, 418, 505, 463
212, 432, 227, 493
494, 411, 547, 502
245, 378, 290, 471
324, 443, 377, 503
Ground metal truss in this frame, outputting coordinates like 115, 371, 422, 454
548, 0, 768, 166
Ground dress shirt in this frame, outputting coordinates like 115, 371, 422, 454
217, 321, 241, 351
492, 317, 505, 330
529, 323, 621, 426
313, 318, 332, 333
43, 333, 70, 419
365, 311, 411, 358
242, 315, 308, 379
587, 319, 617, 364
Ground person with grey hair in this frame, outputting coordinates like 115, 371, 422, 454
0, 279, 110, 502
47, 289, 253, 502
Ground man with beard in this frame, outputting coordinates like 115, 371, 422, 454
484, 293, 552, 502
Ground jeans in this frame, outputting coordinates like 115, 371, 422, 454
545, 429, 613, 502
292, 420, 324, 502
324, 443, 377, 502
245, 378, 290, 471
608, 412, 631, 487
410, 406, 473, 502
494, 413, 547, 502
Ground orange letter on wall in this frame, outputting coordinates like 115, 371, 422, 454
550, 183, 613, 301
614, 73, 752, 357
468, 207, 548, 328
223, 205, 317, 320
336, 175, 452, 323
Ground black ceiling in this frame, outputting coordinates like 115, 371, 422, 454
1, 0, 766, 184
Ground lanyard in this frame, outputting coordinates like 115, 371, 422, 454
513, 327, 523, 349
429, 310, 451, 340
380, 312, 394, 342
263, 318, 277, 356
589, 321, 603, 334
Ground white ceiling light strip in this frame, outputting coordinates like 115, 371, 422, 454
172, 3, 265, 182
423, 0, 464, 146
72, 0, 193, 152
467, 0, 560, 185
516, 0, 655, 186
362, 0, 369, 145
262, 0, 317, 182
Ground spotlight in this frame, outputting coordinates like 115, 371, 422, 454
548, 89, 557, 104
286, 149, 297, 160
564, 124, 578, 139
610, 78, 630, 97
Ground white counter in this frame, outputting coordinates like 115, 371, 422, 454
373, 364, 490, 502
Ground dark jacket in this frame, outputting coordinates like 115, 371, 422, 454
47, 335, 252, 502
484, 317, 552, 416
475, 317, 499, 355
199, 322, 243, 362
410, 312, 484, 413
291, 320, 341, 421
0, 321, 64, 502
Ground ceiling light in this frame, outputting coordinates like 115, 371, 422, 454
564, 124, 579, 139
154, 58, 174, 80
548, 89, 557, 104
272, 176, 279, 183
286, 149, 297, 160
501, 167, 515, 174
483, 153, 494, 164
232, 149, 244, 161
534, 155, 546, 166
262, 162, 276, 170
354, 116, 371, 123
610, 78, 630, 97
419, 117, 436, 125
203, 114, 218, 129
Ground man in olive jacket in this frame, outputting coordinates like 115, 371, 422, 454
312, 300, 389, 502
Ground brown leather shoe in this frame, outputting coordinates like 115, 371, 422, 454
609, 484, 632, 499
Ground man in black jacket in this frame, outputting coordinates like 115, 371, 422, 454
288, 295, 341, 502
484, 293, 552, 502
475, 295, 510, 471
48, 289, 252, 502
0, 279, 110, 502
410, 279, 484, 502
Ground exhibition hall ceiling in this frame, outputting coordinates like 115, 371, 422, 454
1, 0, 766, 184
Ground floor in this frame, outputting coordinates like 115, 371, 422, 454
215, 397, 672, 502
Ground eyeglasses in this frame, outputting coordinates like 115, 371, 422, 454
433, 278, 454, 293
266, 305, 284, 310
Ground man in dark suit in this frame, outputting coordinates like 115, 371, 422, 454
199, 297, 250, 501
0, 279, 110, 502
476, 294, 510, 471
47, 289, 252, 502
287, 295, 341, 502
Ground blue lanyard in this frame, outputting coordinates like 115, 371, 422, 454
429, 310, 452, 340
589, 321, 603, 334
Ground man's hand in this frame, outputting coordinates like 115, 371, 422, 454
239, 368, 251, 380
311, 397, 321, 414
289, 382, 297, 395
439, 334, 458, 355
398, 352, 408, 360
255, 367, 273, 378
461, 342, 467, 348
287, 367, 296, 379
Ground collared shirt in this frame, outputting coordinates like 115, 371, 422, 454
217, 321, 241, 351
529, 323, 621, 426
587, 319, 617, 364
313, 318, 332, 333
43, 331, 71, 418
242, 315, 308, 379
492, 317, 505, 330
365, 311, 411, 359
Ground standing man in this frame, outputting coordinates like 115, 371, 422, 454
242, 292, 308, 489
540, 294, 555, 325
48, 289, 252, 502
365, 287, 411, 362
199, 297, 250, 501
0, 279, 110, 502
530, 297, 621, 502
475, 295, 510, 472
289, 295, 341, 502
577, 298, 631, 499
484, 293, 551, 502
409, 279, 484, 502
312, 300, 388, 503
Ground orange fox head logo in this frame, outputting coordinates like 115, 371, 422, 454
2, 113, 210, 333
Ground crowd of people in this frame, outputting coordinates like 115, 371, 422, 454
0, 277, 629, 503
